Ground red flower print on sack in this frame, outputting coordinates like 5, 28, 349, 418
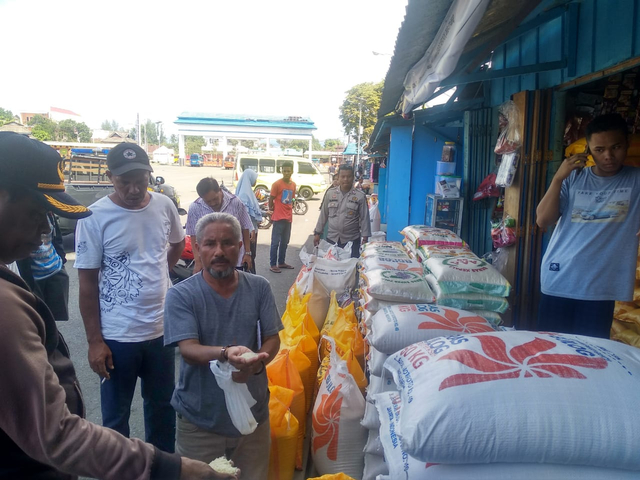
380, 262, 423, 273
418, 309, 494, 333
437, 335, 608, 391
312, 384, 343, 460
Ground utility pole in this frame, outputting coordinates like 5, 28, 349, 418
136, 113, 140, 145
356, 98, 364, 168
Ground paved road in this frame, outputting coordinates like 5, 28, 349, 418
57, 164, 324, 475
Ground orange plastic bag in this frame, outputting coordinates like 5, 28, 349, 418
284, 340, 314, 414
268, 385, 299, 480
266, 350, 306, 470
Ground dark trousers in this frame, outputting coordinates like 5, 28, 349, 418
34, 267, 70, 321
270, 220, 292, 266
537, 293, 615, 339
101, 336, 176, 452
328, 238, 362, 258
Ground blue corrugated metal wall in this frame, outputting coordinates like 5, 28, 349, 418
490, 0, 640, 107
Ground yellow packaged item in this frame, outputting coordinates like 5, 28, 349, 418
322, 291, 340, 334
611, 319, 640, 348
285, 339, 313, 414
618, 308, 640, 328
614, 301, 639, 319
268, 385, 299, 480
307, 475, 357, 480
266, 350, 306, 470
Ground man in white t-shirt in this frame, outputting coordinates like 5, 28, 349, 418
75, 143, 185, 453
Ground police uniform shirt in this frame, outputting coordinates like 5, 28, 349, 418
315, 186, 371, 243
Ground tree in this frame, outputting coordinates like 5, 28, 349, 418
0, 107, 15, 126
28, 115, 57, 142
339, 81, 384, 147
129, 127, 137, 141
57, 119, 92, 142
185, 136, 205, 156
101, 119, 120, 131
323, 138, 342, 150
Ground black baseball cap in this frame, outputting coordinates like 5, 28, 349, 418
0, 132, 91, 219
107, 143, 153, 176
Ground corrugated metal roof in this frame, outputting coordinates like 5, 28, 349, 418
378, 0, 544, 117
342, 142, 365, 155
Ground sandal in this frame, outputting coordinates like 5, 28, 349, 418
278, 263, 294, 269
270, 266, 281, 273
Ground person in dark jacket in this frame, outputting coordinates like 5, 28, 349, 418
0, 132, 237, 480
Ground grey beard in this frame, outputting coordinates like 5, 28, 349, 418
207, 266, 235, 279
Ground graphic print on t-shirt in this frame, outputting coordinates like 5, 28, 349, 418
571, 188, 630, 223
100, 251, 143, 312
281, 188, 293, 205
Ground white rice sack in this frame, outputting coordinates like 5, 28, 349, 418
426, 255, 511, 296
375, 392, 428, 479
426, 274, 509, 313
367, 304, 496, 355
361, 241, 406, 257
312, 337, 367, 479
363, 430, 384, 456
360, 255, 423, 274
369, 231, 386, 243
308, 256, 359, 329
384, 331, 640, 469
469, 309, 503, 327
361, 270, 435, 304
360, 291, 402, 314
417, 244, 474, 260
367, 346, 389, 377
401, 225, 464, 248
363, 453, 388, 480
365, 373, 396, 399
422, 463, 640, 479
361, 399, 381, 430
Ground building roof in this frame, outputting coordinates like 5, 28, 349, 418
378, 0, 544, 117
50, 106, 81, 116
342, 143, 364, 155
0, 122, 31, 135
175, 112, 317, 130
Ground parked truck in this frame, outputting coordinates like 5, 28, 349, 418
58, 153, 183, 234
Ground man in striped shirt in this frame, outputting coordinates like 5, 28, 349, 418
186, 177, 254, 273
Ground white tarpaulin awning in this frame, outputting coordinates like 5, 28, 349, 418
400, 0, 491, 115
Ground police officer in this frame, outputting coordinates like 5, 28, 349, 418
314, 164, 371, 258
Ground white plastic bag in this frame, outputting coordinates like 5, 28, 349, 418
209, 360, 257, 435
369, 203, 381, 232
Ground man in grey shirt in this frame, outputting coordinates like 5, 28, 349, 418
314, 164, 371, 257
164, 212, 282, 479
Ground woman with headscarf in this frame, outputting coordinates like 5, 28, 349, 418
235, 169, 262, 273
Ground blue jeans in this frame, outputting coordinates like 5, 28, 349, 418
101, 336, 176, 452
537, 293, 615, 339
270, 220, 292, 266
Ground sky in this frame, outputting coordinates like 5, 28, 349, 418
0, 0, 408, 142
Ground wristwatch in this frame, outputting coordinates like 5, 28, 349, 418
220, 344, 237, 362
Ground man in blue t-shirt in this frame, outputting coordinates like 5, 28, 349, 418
164, 212, 282, 478
536, 113, 640, 338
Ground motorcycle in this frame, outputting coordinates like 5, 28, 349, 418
258, 199, 272, 229
292, 193, 308, 215
170, 236, 195, 285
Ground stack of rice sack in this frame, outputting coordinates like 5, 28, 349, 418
267, 285, 320, 479
611, 246, 640, 348
357, 240, 437, 479
362, 304, 499, 479
415, 237, 510, 326
374, 330, 640, 479
400, 225, 465, 261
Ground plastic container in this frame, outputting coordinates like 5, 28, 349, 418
436, 161, 457, 175
441, 142, 456, 162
